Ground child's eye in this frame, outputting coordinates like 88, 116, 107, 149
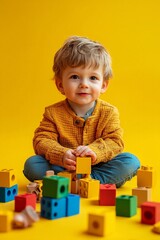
70, 75, 79, 79
90, 76, 98, 80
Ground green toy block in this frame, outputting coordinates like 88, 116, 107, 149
116, 195, 137, 217
42, 175, 69, 199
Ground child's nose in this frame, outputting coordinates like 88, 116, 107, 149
79, 78, 88, 88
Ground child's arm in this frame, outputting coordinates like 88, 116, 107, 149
33, 111, 70, 167
87, 106, 124, 165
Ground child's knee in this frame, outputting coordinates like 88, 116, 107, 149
123, 152, 141, 169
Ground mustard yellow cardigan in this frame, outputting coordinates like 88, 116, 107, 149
33, 98, 124, 167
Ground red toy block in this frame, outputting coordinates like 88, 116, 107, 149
14, 193, 36, 212
141, 202, 160, 225
99, 184, 116, 206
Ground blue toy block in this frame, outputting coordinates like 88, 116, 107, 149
116, 195, 137, 217
41, 196, 67, 220
42, 175, 69, 199
0, 184, 18, 202
66, 193, 80, 216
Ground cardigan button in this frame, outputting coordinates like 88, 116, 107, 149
75, 120, 80, 125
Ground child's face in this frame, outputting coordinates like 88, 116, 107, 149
56, 65, 108, 108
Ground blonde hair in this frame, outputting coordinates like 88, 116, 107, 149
53, 36, 112, 81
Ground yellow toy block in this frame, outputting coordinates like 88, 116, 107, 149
58, 171, 76, 192
76, 157, 91, 174
132, 187, 152, 207
0, 169, 17, 188
0, 210, 13, 232
88, 210, 115, 236
79, 178, 100, 198
137, 165, 153, 188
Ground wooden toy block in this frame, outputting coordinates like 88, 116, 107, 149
137, 165, 153, 188
58, 171, 76, 192
66, 193, 80, 216
13, 206, 39, 228
27, 181, 42, 202
79, 178, 100, 198
0, 210, 13, 232
34, 180, 43, 200
41, 196, 66, 220
0, 169, 17, 188
141, 202, 160, 225
27, 182, 39, 195
15, 193, 37, 212
46, 170, 54, 176
76, 157, 91, 174
42, 175, 69, 199
0, 184, 18, 202
99, 184, 116, 206
71, 179, 79, 194
88, 210, 115, 236
152, 221, 160, 234
132, 187, 152, 207
116, 195, 137, 217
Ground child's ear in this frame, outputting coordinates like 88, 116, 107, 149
101, 80, 109, 93
55, 78, 65, 95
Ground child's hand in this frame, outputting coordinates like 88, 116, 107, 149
63, 149, 76, 171
74, 146, 97, 164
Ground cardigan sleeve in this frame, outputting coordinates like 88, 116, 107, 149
33, 108, 69, 166
88, 106, 124, 165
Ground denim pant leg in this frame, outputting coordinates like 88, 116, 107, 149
91, 152, 140, 188
23, 155, 65, 182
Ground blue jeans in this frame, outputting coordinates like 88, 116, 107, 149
23, 152, 140, 188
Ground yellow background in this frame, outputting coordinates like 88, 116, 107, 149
0, 0, 160, 239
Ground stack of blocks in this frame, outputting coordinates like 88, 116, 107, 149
134, 165, 160, 225
0, 169, 18, 232
76, 157, 100, 198
58, 157, 100, 198
0, 169, 18, 202
132, 165, 153, 207
41, 175, 80, 220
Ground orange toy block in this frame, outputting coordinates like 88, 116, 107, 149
76, 157, 91, 174
132, 187, 152, 207
0, 210, 13, 232
71, 179, 79, 194
79, 178, 100, 198
0, 169, 17, 188
58, 171, 76, 192
137, 165, 153, 188
88, 210, 115, 236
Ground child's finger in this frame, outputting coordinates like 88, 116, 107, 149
66, 165, 76, 171
75, 146, 87, 155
